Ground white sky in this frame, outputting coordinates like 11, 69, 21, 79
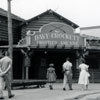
0, 0, 100, 28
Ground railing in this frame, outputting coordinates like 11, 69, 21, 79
73, 70, 100, 83
90, 72, 100, 83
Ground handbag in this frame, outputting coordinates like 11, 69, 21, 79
87, 72, 90, 77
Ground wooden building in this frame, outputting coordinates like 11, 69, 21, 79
0, 8, 25, 45
80, 27, 100, 82
80, 26, 100, 37
16, 9, 84, 81
0, 9, 100, 85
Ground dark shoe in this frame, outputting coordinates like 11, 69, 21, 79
63, 88, 66, 91
9, 94, 15, 98
49, 85, 51, 89
69, 88, 73, 90
51, 86, 53, 90
0, 97, 4, 99
50, 85, 53, 90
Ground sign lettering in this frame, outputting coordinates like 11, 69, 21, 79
26, 22, 84, 47
30, 31, 83, 47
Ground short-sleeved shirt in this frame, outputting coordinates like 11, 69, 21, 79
0, 56, 12, 74
63, 61, 72, 71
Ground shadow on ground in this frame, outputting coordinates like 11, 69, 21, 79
65, 92, 100, 100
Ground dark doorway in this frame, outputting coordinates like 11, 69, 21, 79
29, 49, 76, 79
46, 50, 76, 79
13, 50, 23, 79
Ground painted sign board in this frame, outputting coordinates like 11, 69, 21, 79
26, 22, 84, 48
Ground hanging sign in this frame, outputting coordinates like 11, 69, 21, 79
27, 22, 84, 47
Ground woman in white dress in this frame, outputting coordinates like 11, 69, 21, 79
78, 59, 90, 90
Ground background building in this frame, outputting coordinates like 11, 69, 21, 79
0, 8, 24, 45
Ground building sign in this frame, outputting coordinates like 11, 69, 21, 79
26, 22, 84, 47
86, 39, 100, 49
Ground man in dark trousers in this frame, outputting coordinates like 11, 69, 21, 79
62, 57, 73, 91
0, 50, 14, 99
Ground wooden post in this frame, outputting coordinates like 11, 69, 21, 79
26, 67, 29, 80
92, 72, 94, 83
22, 56, 25, 80
7, 0, 13, 80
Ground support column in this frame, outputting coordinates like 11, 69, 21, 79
24, 55, 31, 80
22, 57, 29, 80
7, 0, 13, 81
76, 59, 79, 69
26, 67, 29, 80
76, 50, 82, 69
22, 56, 25, 80
98, 59, 100, 70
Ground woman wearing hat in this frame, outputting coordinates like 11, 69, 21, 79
46, 63, 57, 90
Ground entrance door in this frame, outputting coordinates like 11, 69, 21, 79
29, 51, 47, 79
13, 50, 23, 79
38, 58, 47, 79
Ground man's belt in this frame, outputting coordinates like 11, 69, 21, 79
65, 69, 70, 71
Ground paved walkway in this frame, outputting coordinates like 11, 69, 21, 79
2, 83, 100, 100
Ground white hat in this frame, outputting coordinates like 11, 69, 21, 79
49, 63, 54, 66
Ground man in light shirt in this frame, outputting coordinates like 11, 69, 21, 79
0, 51, 14, 99
62, 57, 73, 91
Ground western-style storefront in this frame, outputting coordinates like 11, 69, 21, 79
13, 23, 100, 84
0, 9, 100, 88
15, 22, 83, 80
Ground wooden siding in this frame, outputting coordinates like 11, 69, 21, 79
21, 13, 74, 37
0, 16, 23, 45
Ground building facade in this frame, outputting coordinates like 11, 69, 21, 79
80, 26, 100, 82
0, 9, 100, 83
16, 9, 85, 80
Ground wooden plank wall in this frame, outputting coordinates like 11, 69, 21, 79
21, 13, 67, 37
0, 16, 23, 45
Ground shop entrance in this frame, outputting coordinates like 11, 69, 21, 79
29, 49, 76, 79
13, 49, 77, 80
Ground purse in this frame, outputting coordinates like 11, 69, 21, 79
87, 72, 90, 77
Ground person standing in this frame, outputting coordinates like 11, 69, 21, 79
78, 59, 90, 90
0, 67, 5, 99
46, 63, 56, 90
0, 67, 8, 99
0, 51, 14, 99
62, 57, 73, 91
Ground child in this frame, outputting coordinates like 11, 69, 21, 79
47, 63, 57, 90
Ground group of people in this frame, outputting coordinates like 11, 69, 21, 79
0, 50, 90, 98
0, 50, 14, 99
46, 57, 90, 91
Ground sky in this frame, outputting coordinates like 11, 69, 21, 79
0, 0, 100, 28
